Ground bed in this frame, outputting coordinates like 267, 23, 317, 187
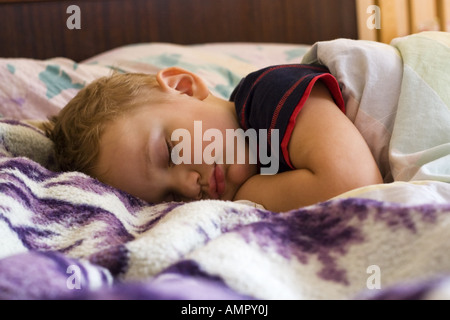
1, 0, 450, 301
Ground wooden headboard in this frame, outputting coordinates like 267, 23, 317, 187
0, 0, 358, 62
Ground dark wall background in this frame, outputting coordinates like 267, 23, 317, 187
0, 0, 358, 61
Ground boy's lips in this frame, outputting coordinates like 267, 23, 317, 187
209, 164, 226, 199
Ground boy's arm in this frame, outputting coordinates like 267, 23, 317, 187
234, 82, 383, 212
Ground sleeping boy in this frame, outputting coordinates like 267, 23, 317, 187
45, 65, 383, 212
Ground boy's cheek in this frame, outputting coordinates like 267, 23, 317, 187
227, 163, 258, 189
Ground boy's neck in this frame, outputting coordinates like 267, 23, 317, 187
206, 94, 240, 128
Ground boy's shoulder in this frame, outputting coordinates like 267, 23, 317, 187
230, 64, 331, 100
229, 63, 345, 174
230, 63, 343, 129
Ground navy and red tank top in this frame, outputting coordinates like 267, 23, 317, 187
230, 64, 345, 173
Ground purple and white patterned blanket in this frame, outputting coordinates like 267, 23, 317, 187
1, 120, 450, 300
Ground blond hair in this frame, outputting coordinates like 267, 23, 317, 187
45, 72, 161, 175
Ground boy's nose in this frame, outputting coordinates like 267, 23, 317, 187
174, 168, 202, 200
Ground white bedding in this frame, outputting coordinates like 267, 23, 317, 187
303, 32, 450, 184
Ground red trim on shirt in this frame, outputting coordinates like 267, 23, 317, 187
268, 75, 308, 144
240, 65, 286, 130
239, 65, 330, 131
280, 74, 345, 169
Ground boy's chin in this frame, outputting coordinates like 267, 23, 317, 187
214, 184, 235, 202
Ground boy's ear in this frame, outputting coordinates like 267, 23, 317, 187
156, 67, 209, 100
